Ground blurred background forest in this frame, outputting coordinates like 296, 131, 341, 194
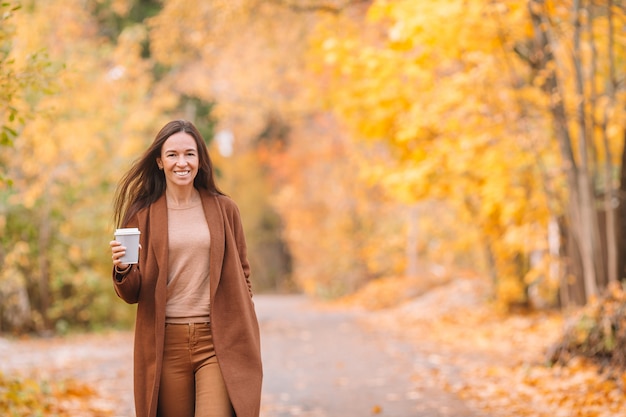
1, 0, 625, 335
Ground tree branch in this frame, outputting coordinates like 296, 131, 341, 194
267, 0, 371, 14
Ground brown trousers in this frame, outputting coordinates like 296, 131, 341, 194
157, 322, 235, 417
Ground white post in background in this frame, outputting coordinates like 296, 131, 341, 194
548, 216, 567, 307
215, 130, 234, 157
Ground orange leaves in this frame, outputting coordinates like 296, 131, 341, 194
0, 372, 110, 417
367, 277, 626, 417
551, 286, 626, 372
464, 360, 626, 417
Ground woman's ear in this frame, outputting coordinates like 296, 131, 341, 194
156, 158, 163, 170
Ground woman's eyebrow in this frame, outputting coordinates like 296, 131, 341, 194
163, 147, 197, 153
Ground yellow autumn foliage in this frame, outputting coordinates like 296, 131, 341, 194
305, 0, 626, 306
0, 372, 108, 417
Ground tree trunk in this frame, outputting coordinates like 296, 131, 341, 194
526, 0, 613, 304
528, 0, 588, 304
602, 0, 618, 284
618, 129, 626, 280
587, 0, 617, 286
38, 190, 52, 331
571, 0, 601, 299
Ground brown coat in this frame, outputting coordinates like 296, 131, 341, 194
112, 191, 262, 417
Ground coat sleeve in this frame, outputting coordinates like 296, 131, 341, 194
112, 265, 141, 304
225, 199, 253, 297
111, 216, 142, 304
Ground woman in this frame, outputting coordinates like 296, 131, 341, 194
109, 120, 262, 417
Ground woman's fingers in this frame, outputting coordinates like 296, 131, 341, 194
110, 240, 127, 265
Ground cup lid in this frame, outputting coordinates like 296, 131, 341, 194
115, 228, 141, 235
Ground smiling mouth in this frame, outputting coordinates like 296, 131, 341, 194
175, 171, 190, 176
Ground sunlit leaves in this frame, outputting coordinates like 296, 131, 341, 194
308, 0, 561, 306
0, 372, 108, 417
0, 0, 160, 332
0, 1, 57, 183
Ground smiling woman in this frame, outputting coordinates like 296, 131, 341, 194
108, 120, 263, 417
156, 131, 200, 196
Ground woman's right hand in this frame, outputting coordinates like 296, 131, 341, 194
110, 240, 130, 271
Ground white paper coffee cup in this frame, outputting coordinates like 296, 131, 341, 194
114, 228, 141, 264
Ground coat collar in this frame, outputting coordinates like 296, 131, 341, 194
148, 193, 168, 275
147, 190, 225, 299
202, 192, 225, 301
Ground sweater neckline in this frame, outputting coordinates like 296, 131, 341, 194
167, 200, 202, 210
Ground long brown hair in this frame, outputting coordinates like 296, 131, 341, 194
113, 120, 224, 227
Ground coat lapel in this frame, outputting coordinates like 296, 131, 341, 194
149, 194, 169, 274
202, 192, 225, 302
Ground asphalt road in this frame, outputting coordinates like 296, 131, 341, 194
256, 294, 481, 417
1, 294, 483, 417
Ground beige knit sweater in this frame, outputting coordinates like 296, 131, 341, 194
165, 200, 211, 323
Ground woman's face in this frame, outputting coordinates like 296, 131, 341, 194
156, 132, 199, 191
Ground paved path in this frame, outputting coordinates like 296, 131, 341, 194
1, 294, 483, 417
256, 294, 481, 417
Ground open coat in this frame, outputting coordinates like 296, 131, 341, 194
112, 191, 263, 417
